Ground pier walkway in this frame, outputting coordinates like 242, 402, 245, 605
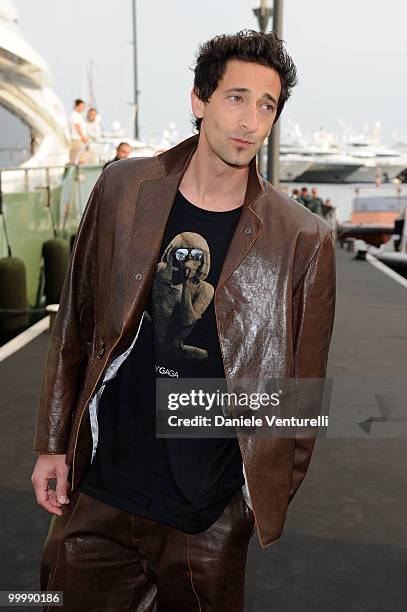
1, 246, 406, 611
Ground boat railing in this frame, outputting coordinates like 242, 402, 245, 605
0, 164, 103, 248
0, 163, 104, 195
0, 165, 68, 193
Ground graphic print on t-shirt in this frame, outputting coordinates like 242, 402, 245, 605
151, 231, 215, 363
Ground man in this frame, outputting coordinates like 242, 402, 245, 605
291, 188, 301, 202
69, 99, 89, 164
298, 186, 311, 208
85, 108, 103, 164
103, 141, 132, 169
308, 186, 324, 217
32, 30, 335, 611
86, 107, 103, 140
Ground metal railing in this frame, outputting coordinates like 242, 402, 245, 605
0, 164, 68, 193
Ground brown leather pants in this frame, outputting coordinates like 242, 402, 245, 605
40, 488, 255, 611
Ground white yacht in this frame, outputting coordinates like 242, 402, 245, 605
281, 143, 362, 184
279, 153, 315, 182
281, 125, 362, 183
0, 0, 71, 193
338, 123, 407, 183
259, 143, 314, 181
0, 0, 70, 167
343, 141, 407, 183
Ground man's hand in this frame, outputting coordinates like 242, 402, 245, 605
156, 260, 174, 283
31, 454, 70, 516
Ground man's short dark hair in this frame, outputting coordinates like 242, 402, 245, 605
192, 29, 297, 132
116, 142, 130, 151
74, 99, 85, 107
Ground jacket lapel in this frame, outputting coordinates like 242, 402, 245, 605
123, 175, 181, 326
122, 137, 200, 336
217, 158, 266, 290
123, 135, 267, 336
216, 203, 263, 290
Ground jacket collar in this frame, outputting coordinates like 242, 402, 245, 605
156, 133, 266, 208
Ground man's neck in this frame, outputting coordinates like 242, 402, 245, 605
179, 134, 250, 212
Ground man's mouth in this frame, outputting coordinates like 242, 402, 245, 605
231, 137, 254, 147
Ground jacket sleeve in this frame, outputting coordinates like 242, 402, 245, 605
289, 228, 336, 502
33, 172, 105, 454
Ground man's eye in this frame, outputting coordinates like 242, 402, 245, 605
262, 104, 274, 112
229, 95, 241, 102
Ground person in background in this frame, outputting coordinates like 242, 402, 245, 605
393, 216, 405, 252
322, 198, 336, 231
86, 107, 102, 140
86, 108, 102, 164
323, 198, 334, 216
69, 99, 89, 164
308, 187, 324, 217
103, 141, 132, 169
291, 188, 301, 202
298, 186, 311, 208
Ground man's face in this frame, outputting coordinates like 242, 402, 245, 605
88, 110, 97, 122
117, 144, 131, 159
192, 59, 281, 167
76, 102, 85, 113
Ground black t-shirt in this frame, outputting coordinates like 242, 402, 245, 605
79, 190, 245, 532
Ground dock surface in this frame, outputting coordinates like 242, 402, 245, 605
1, 246, 406, 611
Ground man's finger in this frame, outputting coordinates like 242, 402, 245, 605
48, 489, 62, 507
34, 475, 51, 505
33, 479, 62, 515
40, 499, 63, 516
55, 465, 69, 504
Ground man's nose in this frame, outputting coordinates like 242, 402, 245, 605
240, 104, 259, 133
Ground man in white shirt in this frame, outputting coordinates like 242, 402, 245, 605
86, 107, 103, 163
69, 99, 89, 164
86, 107, 102, 140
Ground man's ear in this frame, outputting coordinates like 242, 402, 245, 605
191, 87, 205, 122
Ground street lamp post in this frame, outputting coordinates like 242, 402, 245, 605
268, 0, 282, 189
131, 0, 139, 140
251, 0, 272, 178
252, 0, 273, 32
251, 0, 283, 188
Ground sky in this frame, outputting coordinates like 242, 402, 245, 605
12, 0, 407, 146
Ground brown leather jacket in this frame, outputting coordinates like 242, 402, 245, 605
33, 134, 336, 548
